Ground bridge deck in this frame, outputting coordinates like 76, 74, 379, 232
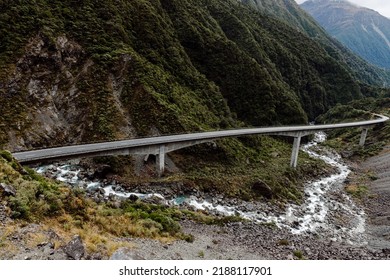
12, 114, 389, 174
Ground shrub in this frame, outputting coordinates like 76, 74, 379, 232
149, 212, 181, 235
293, 250, 304, 260
0, 150, 13, 162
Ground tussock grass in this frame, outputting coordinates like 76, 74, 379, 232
345, 185, 368, 199
0, 152, 197, 257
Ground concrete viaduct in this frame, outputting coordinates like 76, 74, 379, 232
12, 114, 389, 175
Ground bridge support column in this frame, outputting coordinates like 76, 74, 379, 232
359, 128, 369, 146
156, 145, 165, 176
290, 136, 302, 168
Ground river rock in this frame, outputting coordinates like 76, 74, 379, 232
252, 181, 273, 199
128, 194, 139, 202
143, 195, 165, 205
0, 183, 16, 197
64, 235, 85, 260
110, 248, 145, 260
340, 150, 354, 158
382, 248, 390, 256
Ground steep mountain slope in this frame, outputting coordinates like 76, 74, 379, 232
301, 0, 390, 69
0, 0, 377, 151
242, 0, 390, 86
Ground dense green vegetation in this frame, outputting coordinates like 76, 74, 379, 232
316, 91, 390, 158
1, 0, 386, 149
244, 0, 390, 85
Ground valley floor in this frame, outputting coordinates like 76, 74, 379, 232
118, 146, 390, 260
1, 147, 390, 260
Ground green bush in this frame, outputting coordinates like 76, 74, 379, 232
0, 150, 13, 162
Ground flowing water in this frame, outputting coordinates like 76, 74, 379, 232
35, 132, 367, 244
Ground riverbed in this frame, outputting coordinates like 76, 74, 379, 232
35, 132, 368, 246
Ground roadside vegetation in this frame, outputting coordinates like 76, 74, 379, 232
316, 94, 390, 159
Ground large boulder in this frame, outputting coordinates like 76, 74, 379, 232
64, 235, 85, 260
0, 183, 16, 197
252, 180, 273, 199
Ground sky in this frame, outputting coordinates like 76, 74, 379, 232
295, 0, 390, 18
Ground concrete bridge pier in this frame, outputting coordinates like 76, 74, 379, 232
156, 145, 166, 176
290, 135, 302, 168
359, 128, 369, 146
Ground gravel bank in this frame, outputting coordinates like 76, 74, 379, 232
359, 146, 390, 252
125, 218, 388, 260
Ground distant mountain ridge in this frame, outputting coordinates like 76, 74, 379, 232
241, 0, 390, 86
301, 0, 390, 69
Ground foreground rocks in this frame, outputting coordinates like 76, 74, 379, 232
64, 235, 86, 260
0, 223, 92, 260
0, 183, 16, 197
1, 211, 389, 260
109, 219, 389, 260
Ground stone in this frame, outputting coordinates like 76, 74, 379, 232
128, 194, 139, 202
110, 248, 145, 260
143, 195, 165, 205
252, 181, 273, 199
0, 183, 16, 197
382, 248, 390, 255
271, 152, 280, 158
64, 235, 85, 260
340, 151, 354, 158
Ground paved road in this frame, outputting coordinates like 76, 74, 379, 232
12, 114, 389, 163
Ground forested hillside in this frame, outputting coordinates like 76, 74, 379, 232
242, 0, 390, 86
0, 0, 381, 151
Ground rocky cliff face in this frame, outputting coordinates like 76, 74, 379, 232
302, 0, 390, 69
1, 35, 136, 151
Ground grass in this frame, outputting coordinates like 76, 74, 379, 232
0, 223, 21, 258
277, 239, 289, 246
0, 153, 182, 256
41, 214, 137, 256
293, 250, 305, 260
345, 185, 368, 199
198, 250, 205, 258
